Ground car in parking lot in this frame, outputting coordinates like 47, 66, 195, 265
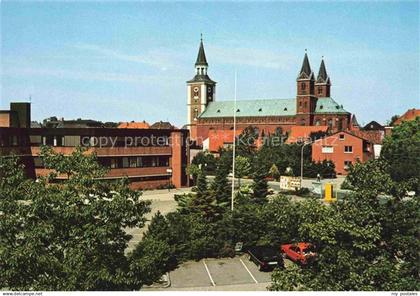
247, 246, 284, 271
281, 242, 317, 265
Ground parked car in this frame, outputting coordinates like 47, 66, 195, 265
248, 246, 284, 271
281, 242, 317, 265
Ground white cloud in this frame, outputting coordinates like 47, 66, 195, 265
72, 43, 183, 70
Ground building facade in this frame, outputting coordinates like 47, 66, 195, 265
186, 40, 352, 146
312, 131, 374, 175
0, 102, 189, 190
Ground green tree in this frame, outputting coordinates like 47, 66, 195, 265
210, 159, 231, 206
191, 151, 217, 174
252, 167, 269, 204
0, 147, 152, 290
380, 117, 420, 191
186, 164, 201, 185
234, 155, 251, 188
269, 163, 280, 181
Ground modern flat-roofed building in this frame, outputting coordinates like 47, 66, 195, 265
0, 126, 190, 190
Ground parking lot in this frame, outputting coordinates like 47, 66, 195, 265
144, 254, 279, 291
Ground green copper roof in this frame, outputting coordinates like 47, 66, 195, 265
315, 97, 349, 114
198, 98, 296, 118
197, 97, 349, 119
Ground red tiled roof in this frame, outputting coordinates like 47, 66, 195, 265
286, 126, 329, 144
117, 121, 150, 129
207, 129, 242, 152
393, 109, 420, 125
351, 130, 384, 144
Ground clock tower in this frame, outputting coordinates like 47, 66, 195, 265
187, 36, 216, 141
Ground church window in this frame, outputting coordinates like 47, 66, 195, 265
318, 87, 322, 95
328, 119, 333, 128
284, 107, 288, 111
301, 83, 306, 90
258, 108, 262, 112
236, 109, 240, 112
217, 109, 221, 113
320, 105, 324, 110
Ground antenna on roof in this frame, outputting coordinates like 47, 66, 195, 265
200, 33, 203, 42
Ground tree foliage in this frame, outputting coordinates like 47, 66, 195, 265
0, 147, 153, 290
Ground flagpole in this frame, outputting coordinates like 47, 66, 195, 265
231, 70, 237, 211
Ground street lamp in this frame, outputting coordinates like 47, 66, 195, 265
300, 141, 311, 188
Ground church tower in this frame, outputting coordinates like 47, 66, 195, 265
315, 58, 331, 97
296, 52, 317, 126
186, 36, 216, 141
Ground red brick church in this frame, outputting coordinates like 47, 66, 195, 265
186, 38, 353, 147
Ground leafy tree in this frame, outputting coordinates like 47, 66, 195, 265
380, 117, 420, 192
0, 147, 152, 290
269, 163, 280, 181
186, 164, 201, 185
271, 159, 419, 291
236, 125, 259, 158
191, 151, 217, 174
387, 114, 400, 126
252, 167, 269, 204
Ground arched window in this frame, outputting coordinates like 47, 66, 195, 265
301, 83, 306, 90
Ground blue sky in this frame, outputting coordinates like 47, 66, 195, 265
1, 1, 419, 127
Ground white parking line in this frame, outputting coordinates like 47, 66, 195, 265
202, 259, 216, 287
239, 258, 259, 284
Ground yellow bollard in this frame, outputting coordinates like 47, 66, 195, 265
324, 183, 337, 203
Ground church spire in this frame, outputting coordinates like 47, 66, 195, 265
316, 58, 329, 83
299, 51, 312, 77
195, 34, 208, 67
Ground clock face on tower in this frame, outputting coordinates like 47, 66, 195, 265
193, 86, 199, 97
207, 86, 212, 93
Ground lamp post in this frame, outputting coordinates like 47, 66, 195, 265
166, 168, 173, 191
300, 141, 311, 188
231, 70, 237, 211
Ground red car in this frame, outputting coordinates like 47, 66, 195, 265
281, 243, 316, 265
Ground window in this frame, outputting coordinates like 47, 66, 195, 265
10, 135, 18, 146
344, 161, 352, 170
322, 146, 334, 153
344, 146, 353, 153
301, 83, 306, 90
34, 157, 44, 168
129, 157, 137, 168
315, 120, 320, 126
122, 157, 129, 168
110, 158, 118, 169
193, 108, 198, 118
136, 157, 143, 168
304, 102, 307, 109
327, 119, 333, 128
339, 134, 345, 140
318, 87, 322, 95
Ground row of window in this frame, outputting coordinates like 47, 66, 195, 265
321, 145, 353, 154
1, 135, 170, 147
100, 156, 170, 169
33, 156, 170, 169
